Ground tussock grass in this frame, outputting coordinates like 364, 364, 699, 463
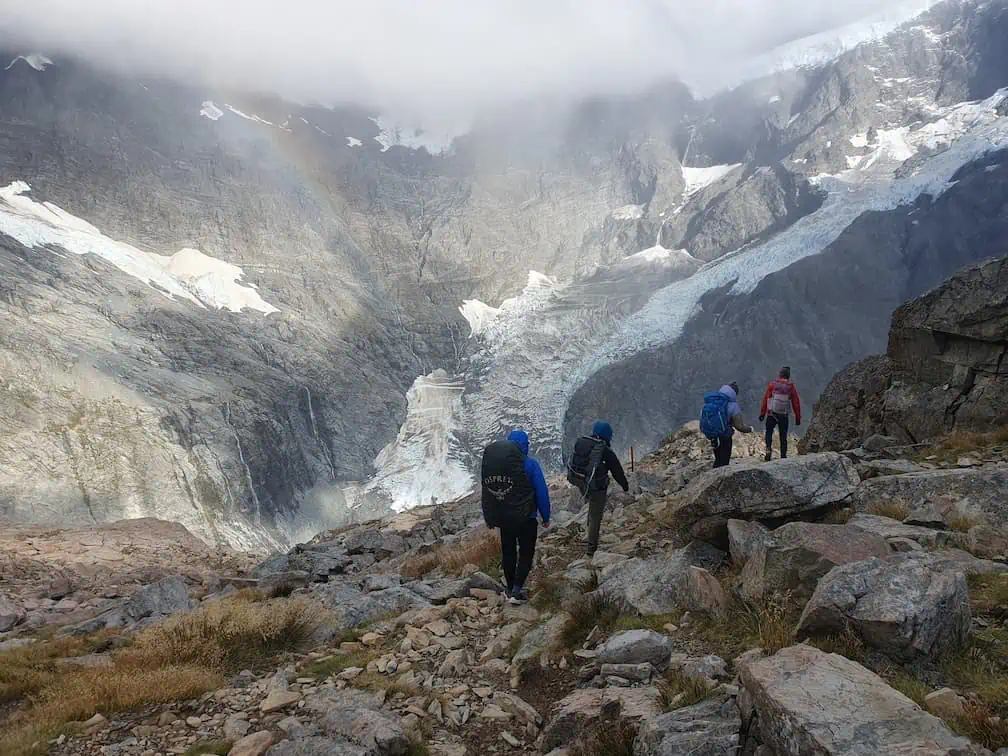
941, 627, 1008, 750
946, 512, 980, 534
967, 573, 1008, 618
0, 633, 121, 705
806, 624, 865, 661
0, 595, 322, 756
183, 741, 231, 756
882, 669, 931, 707
570, 719, 638, 756
350, 671, 421, 699
300, 648, 377, 680
688, 590, 798, 659
657, 669, 714, 712
400, 529, 501, 579
559, 593, 623, 650
923, 426, 1008, 462
822, 507, 853, 525
864, 500, 910, 521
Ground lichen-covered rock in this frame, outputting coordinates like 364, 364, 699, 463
633, 692, 741, 756
738, 645, 988, 755
598, 630, 675, 669
741, 522, 890, 602
797, 553, 971, 660
667, 454, 860, 545
540, 687, 661, 753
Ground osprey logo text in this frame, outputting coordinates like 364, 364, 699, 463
483, 474, 514, 501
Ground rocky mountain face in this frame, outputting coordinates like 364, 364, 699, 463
803, 255, 1008, 452
2, 0, 1008, 548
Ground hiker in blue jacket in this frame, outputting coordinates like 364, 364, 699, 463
701, 382, 754, 468
499, 429, 550, 604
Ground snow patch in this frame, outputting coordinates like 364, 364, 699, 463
370, 116, 457, 155
681, 164, 741, 197
346, 136, 362, 147
459, 299, 502, 338
5, 54, 53, 72
200, 101, 224, 121
611, 204, 644, 221
621, 245, 697, 268
0, 182, 278, 315
768, 95, 782, 104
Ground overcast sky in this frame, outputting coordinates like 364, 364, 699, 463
1, 0, 927, 126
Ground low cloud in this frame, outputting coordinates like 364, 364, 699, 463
2, 0, 927, 125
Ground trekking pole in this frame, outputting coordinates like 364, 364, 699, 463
630, 447, 634, 473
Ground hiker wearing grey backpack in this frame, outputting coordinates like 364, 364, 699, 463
700, 382, 755, 469
759, 366, 802, 461
566, 421, 629, 557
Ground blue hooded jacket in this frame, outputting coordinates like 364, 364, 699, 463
592, 421, 613, 444
507, 430, 551, 524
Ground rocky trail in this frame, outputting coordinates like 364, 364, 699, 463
1, 416, 1006, 756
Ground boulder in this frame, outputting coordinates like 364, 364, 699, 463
847, 513, 962, 550
738, 645, 987, 756
799, 356, 893, 454
598, 630, 675, 669
741, 522, 890, 602
231, 731, 276, 756
853, 468, 1008, 558
297, 688, 409, 755
668, 454, 860, 545
855, 459, 928, 479
343, 528, 406, 558
727, 519, 772, 567
266, 737, 368, 756
633, 692, 741, 756
540, 687, 661, 753
797, 553, 971, 660
599, 542, 729, 617
66, 576, 194, 634
669, 654, 730, 683
0, 596, 26, 632
321, 584, 430, 632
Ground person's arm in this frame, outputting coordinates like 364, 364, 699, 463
605, 448, 629, 492
526, 458, 551, 525
732, 412, 754, 433
759, 383, 772, 421
791, 384, 802, 425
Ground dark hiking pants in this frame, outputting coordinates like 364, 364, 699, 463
586, 489, 608, 555
713, 435, 733, 468
766, 413, 790, 458
500, 518, 538, 591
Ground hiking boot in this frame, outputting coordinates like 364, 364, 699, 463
509, 586, 529, 604
764, 450, 772, 462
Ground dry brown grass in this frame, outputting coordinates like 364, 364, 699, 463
569, 719, 638, 756
559, 592, 623, 650
688, 590, 798, 659
967, 573, 1008, 618
806, 624, 866, 661
863, 500, 910, 521
400, 529, 501, 579
0, 595, 322, 756
941, 626, 1008, 750
926, 426, 1008, 460
657, 669, 714, 712
946, 512, 980, 534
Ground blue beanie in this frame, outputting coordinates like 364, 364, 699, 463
592, 421, 613, 443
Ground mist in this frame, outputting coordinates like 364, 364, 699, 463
2, 0, 929, 126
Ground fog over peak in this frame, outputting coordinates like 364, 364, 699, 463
2, 0, 931, 126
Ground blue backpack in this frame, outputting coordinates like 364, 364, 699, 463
700, 391, 730, 440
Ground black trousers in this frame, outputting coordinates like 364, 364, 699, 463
713, 435, 733, 468
766, 413, 790, 458
500, 518, 538, 591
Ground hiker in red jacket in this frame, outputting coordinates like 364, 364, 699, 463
759, 366, 801, 461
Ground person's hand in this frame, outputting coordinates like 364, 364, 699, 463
796, 420, 801, 426
759, 415, 765, 423
746, 426, 755, 434
542, 520, 551, 529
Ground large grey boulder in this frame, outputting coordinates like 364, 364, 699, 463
668, 454, 860, 545
267, 738, 368, 756
0, 596, 26, 633
294, 688, 409, 755
741, 522, 890, 602
633, 692, 741, 756
598, 630, 675, 669
599, 542, 729, 617
511, 612, 570, 684
313, 584, 430, 639
66, 576, 194, 634
853, 467, 1008, 558
738, 645, 989, 756
727, 519, 772, 567
797, 553, 971, 660
540, 687, 662, 753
